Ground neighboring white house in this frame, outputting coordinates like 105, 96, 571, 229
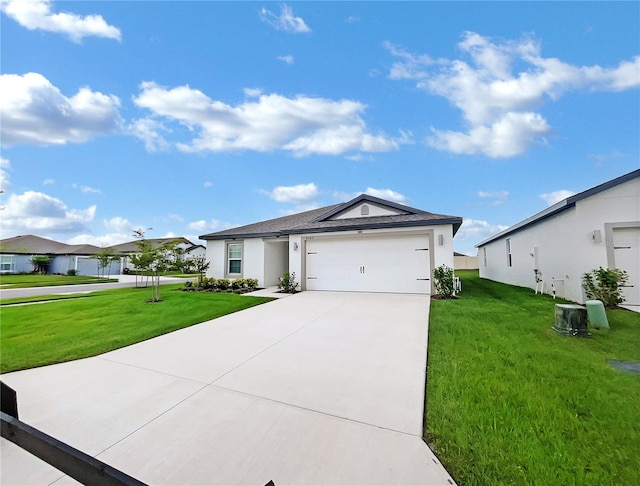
200, 194, 463, 294
476, 169, 640, 306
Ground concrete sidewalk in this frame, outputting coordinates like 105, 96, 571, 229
0, 274, 193, 300
1, 292, 455, 485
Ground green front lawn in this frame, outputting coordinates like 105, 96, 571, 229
0, 285, 272, 373
427, 270, 640, 485
0, 274, 117, 289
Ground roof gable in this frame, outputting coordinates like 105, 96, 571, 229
201, 194, 463, 240
313, 194, 415, 222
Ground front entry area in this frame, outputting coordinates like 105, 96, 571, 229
305, 234, 431, 293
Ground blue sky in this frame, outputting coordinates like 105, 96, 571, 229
1, 1, 638, 255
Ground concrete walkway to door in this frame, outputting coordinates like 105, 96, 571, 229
1, 292, 455, 485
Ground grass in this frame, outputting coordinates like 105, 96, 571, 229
0, 274, 117, 289
426, 270, 640, 486
0, 284, 272, 373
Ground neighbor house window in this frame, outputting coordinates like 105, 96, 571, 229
0, 255, 14, 273
506, 239, 512, 267
226, 242, 242, 276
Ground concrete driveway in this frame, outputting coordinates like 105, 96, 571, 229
1, 291, 455, 485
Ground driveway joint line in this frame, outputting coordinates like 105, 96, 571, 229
96, 356, 210, 385
90, 383, 211, 460
207, 382, 422, 438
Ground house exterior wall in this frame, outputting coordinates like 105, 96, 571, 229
50, 256, 74, 274
478, 178, 639, 303
333, 203, 402, 219
264, 239, 289, 287
243, 238, 265, 284
186, 246, 206, 259
205, 239, 270, 286
206, 240, 226, 280
0, 254, 33, 273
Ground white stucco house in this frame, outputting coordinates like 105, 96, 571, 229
200, 194, 463, 294
476, 169, 640, 306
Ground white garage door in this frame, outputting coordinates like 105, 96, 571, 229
613, 227, 640, 306
305, 235, 431, 294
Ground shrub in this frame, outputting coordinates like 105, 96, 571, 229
278, 272, 299, 293
66, 269, 77, 276
433, 264, 455, 297
582, 267, 629, 307
184, 280, 192, 288
216, 278, 230, 291
231, 278, 245, 290
245, 278, 259, 290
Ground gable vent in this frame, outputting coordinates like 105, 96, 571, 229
361, 204, 369, 216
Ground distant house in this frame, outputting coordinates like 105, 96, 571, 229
200, 194, 462, 294
0, 235, 206, 276
476, 169, 639, 306
0, 235, 103, 275
110, 237, 205, 273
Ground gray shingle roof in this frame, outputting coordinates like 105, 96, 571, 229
200, 195, 463, 240
0, 235, 102, 255
108, 237, 192, 254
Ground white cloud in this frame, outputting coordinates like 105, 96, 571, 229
260, 4, 311, 33
2, 190, 95, 234
277, 55, 295, 65
187, 219, 223, 232
203, 181, 213, 188
1, 0, 121, 42
456, 218, 509, 243
0, 157, 11, 192
386, 32, 640, 158
43, 178, 55, 185
263, 183, 319, 204
103, 216, 134, 233
166, 214, 184, 223
331, 187, 408, 204
244, 87, 263, 98
364, 187, 408, 203
428, 112, 551, 158
82, 186, 101, 194
477, 190, 509, 205
132, 82, 402, 156
68, 217, 138, 247
66, 232, 129, 247
0, 72, 122, 147
540, 190, 576, 206
128, 118, 170, 152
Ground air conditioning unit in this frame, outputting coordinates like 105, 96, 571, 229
553, 304, 590, 337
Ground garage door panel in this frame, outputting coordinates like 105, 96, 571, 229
305, 235, 430, 294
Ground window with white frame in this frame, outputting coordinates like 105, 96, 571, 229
1, 255, 15, 273
226, 242, 242, 276
506, 239, 512, 267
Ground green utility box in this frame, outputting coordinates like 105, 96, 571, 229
585, 300, 609, 331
